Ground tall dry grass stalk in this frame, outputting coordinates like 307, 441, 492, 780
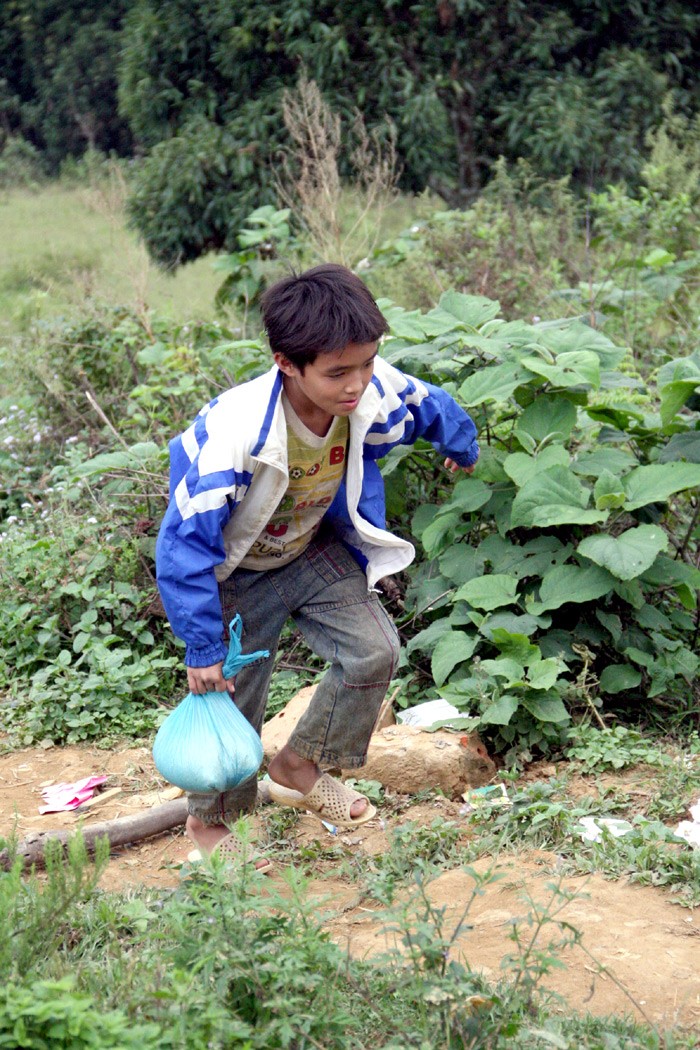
278, 77, 399, 266
81, 160, 154, 334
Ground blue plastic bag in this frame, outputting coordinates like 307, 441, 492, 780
153, 615, 269, 793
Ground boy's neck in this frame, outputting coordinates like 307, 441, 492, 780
281, 376, 334, 437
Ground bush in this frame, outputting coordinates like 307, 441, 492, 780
381, 292, 700, 758
0, 136, 45, 191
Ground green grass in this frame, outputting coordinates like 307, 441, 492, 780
0, 184, 222, 338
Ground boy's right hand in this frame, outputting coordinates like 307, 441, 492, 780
187, 663, 235, 696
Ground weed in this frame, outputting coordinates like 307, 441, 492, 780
346, 818, 464, 904
565, 724, 668, 772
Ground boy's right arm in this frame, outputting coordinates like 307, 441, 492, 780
156, 426, 249, 675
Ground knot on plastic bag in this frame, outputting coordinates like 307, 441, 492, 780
222, 613, 269, 678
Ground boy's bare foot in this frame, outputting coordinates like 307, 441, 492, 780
268, 744, 368, 820
185, 815, 270, 870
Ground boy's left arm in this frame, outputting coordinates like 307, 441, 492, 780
383, 366, 480, 470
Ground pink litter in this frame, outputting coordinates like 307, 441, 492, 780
39, 776, 108, 814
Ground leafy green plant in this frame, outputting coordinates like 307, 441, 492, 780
347, 818, 463, 904
564, 725, 667, 771
0, 833, 109, 982
0, 977, 160, 1049
0, 509, 180, 746
213, 205, 298, 320
381, 290, 700, 758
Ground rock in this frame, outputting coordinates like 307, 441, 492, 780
262, 686, 316, 759
261, 686, 496, 798
345, 725, 495, 798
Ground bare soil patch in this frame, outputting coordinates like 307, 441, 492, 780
1, 743, 698, 1031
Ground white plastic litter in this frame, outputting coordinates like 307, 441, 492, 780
575, 816, 634, 842
675, 800, 700, 849
396, 698, 461, 728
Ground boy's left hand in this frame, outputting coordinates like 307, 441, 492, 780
444, 457, 476, 475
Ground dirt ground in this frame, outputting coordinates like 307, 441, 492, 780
1, 742, 698, 1033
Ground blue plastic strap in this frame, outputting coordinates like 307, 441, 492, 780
221, 613, 270, 679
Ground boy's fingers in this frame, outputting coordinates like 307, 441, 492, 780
187, 664, 234, 695
443, 457, 476, 475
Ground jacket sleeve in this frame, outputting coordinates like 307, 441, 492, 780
155, 410, 253, 667
366, 363, 479, 467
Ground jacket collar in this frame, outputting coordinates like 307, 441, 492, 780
251, 365, 382, 465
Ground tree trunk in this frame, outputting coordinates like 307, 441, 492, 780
0, 799, 188, 871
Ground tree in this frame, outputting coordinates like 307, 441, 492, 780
118, 0, 700, 267
0, 0, 132, 167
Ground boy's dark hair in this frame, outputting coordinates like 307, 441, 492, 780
260, 263, 389, 368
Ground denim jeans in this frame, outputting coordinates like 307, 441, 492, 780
187, 529, 400, 825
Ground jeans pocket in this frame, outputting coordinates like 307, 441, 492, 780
306, 535, 363, 586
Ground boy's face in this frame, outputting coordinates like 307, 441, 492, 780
275, 341, 378, 427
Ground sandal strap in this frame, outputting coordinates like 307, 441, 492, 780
303, 774, 372, 825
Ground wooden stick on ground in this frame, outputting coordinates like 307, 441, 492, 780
0, 798, 188, 871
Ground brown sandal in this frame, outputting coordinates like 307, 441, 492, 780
267, 773, 377, 828
187, 832, 273, 873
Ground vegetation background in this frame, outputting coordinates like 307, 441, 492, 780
0, 2, 699, 1047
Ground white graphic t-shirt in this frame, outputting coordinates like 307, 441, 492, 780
239, 394, 348, 570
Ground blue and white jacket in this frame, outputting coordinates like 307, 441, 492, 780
155, 356, 479, 667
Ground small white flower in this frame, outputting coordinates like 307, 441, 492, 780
3, 436, 15, 446
21, 503, 31, 509
6, 515, 17, 525
66, 436, 78, 445
410, 224, 420, 233
0, 417, 6, 425
9, 405, 18, 411
532, 315, 541, 323
86, 517, 98, 524
33, 433, 41, 443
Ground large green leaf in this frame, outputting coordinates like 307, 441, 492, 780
599, 665, 642, 694
527, 658, 566, 690
479, 535, 571, 580
658, 432, 700, 464
479, 694, 519, 726
572, 448, 638, 477
521, 694, 569, 723
527, 563, 615, 614
510, 466, 608, 528
520, 350, 600, 389
455, 574, 519, 611
439, 545, 484, 586
432, 631, 480, 686
660, 379, 700, 425
459, 362, 533, 406
538, 323, 626, 368
577, 525, 668, 580
406, 621, 447, 655
514, 395, 577, 445
384, 306, 428, 341
445, 477, 492, 513
593, 470, 628, 511
489, 630, 540, 663
622, 462, 700, 511
503, 447, 570, 487
421, 510, 464, 556
438, 291, 501, 327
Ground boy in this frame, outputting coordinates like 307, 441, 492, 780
156, 264, 479, 862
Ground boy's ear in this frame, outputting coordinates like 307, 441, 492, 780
274, 352, 296, 376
